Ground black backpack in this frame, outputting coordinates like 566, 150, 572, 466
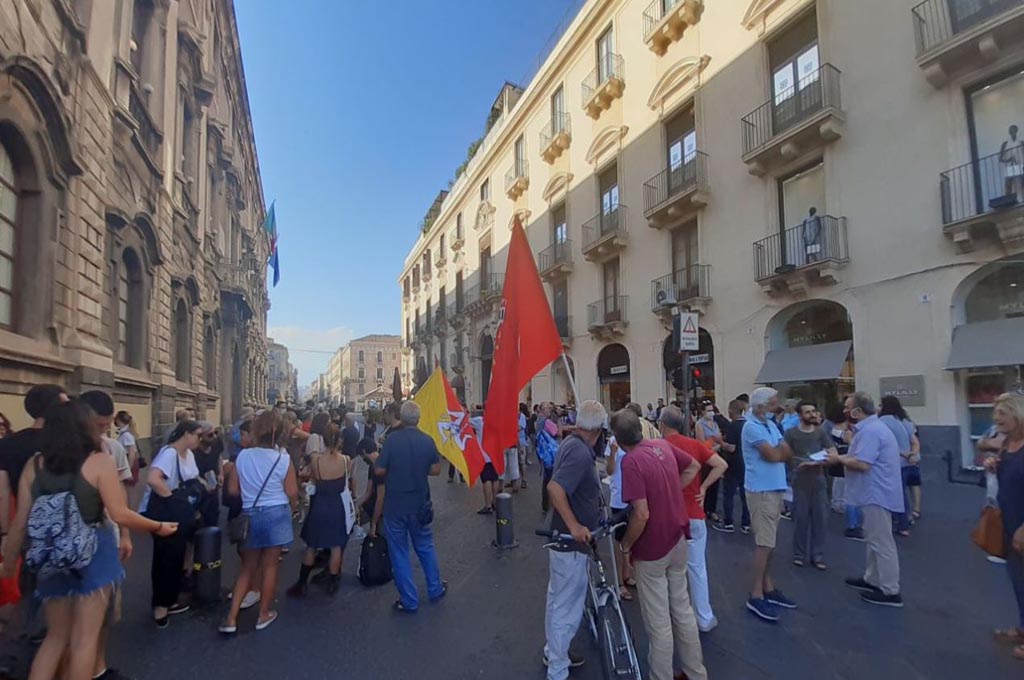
358, 535, 393, 587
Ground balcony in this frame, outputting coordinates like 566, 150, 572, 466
464, 273, 505, 317
451, 233, 465, 252
650, 265, 711, 319
582, 55, 625, 120
753, 215, 849, 297
643, 0, 704, 56
450, 352, 465, 373
643, 152, 710, 228
940, 150, 1024, 252
422, 267, 432, 283
741, 64, 844, 176
435, 251, 447, 270
540, 113, 572, 164
127, 84, 162, 172
447, 300, 467, 330
538, 240, 574, 281
505, 161, 530, 201
912, 0, 1024, 87
582, 205, 628, 263
587, 296, 629, 339
555, 314, 573, 348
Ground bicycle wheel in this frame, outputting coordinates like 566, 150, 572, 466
596, 602, 641, 680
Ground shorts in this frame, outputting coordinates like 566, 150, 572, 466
503, 448, 521, 481
481, 463, 499, 483
745, 491, 784, 549
903, 465, 922, 487
244, 503, 294, 550
611, 506, 629, 542
36, 523, 124, 600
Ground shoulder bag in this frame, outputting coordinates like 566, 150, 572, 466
971, 505, 1006, 558
145, 452, 202, 536
228, 453, 283, 545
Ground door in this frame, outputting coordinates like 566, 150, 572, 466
671, 221, 699, 299
597, 27, 614, 82
551, 87, 566, 134
665, 108, 697, 195
769, 12, 821, 135
553, 279, 569, 337
514, 135, 526, 177
779, 162, 825, 267
599, 164, 620, 235
603, 258, 620, 321
455, 271, 464, 311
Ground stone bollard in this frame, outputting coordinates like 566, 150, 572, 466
492, 492, 519, 550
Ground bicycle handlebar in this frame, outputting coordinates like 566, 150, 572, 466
535, 520, 626, 547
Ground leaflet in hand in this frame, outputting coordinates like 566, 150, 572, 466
809, 451, 829, 462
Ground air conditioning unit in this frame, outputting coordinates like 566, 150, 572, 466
655, 287, 677, 308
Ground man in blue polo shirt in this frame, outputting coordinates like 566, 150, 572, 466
741, 387, 796, 622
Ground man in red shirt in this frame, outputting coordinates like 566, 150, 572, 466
614, 409, 707, 680
659, 405, 728, 633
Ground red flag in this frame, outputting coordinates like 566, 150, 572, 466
483, 217, 563, 472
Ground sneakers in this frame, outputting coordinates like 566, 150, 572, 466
746, 597, 780, 622
740, 525, 751, 535
351, 524, 368, 541
987, 555, 1008, 565
764, 590, 797, 609
167, 603, 190, 615
845, 577, 880, 593
781, 509, 793, 521
712, 522, 735, 533
860, 590, 904, 608
240, 591, 261, 610
542, 652, 585, 668
698, 616, 719, 633
844, 527, 866, 541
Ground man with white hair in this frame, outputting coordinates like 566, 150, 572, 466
741, 387, 797, 622
375, 401, 446, 612
543, 400, 607, 678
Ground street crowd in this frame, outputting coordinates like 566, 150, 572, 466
0, 381, 1020, 679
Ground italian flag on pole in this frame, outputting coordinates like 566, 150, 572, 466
414, 366, 486, 486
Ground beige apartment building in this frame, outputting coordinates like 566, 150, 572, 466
267, 340, 297, 404
0, 0, 270, 449
399, 0, 1024, 465
325, 334, 402, 410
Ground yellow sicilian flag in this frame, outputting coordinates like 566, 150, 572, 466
413, 367, 486, 486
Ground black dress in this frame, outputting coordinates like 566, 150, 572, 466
300, 459, 349, 550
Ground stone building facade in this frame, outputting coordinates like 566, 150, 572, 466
325, 334, 402, 410
401, 0, 1024, 466
267, 340, 295, 404
0, 0, 269, 450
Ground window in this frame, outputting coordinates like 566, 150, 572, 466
423, 250, 431, 276
597, 27, 615, 82
404, 277, 410, 297
376, 367, 384, 380
456, 213, 464, 241
130, 0, 154, 77
599, 164, 620, 233
392, 353, 397, 360
480, 178, 490, 202
117, 249, 145, 368
377, 350, 383, 363
413, 265, 420, 287
358, 368, 365, 380
968, 69, 1024, 201
552, 203, 567, 244
480, 247, 492, 281
551, 86, 566, 133
204, 325, 216, 386
358, 349, 364, 362
514, 135, 526, 177
553, 279, 568, 336
769, 11, 820, 130
455, 271, 464, 310
665, 107, 696, 170
181, 100, 198, 181
439, 286, 446, 311
779, 162, 825, 231
174, 297, 190, 382
603, 258, 620, 304
0, 142, 17, 328
440, 233, 446, 253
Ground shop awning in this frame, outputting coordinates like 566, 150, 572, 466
755, 340, 852, 384
946, 317, 1024, 370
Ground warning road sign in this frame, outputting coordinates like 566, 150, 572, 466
679, 312, 699, 351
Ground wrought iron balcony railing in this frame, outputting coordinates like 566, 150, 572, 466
940, 149, 1024, 225
582, 205, 626, 251
643, 152, 709, 216
741, 64, 842, 156
539, 239, 573, 272
912, 0, 1023, 55
581, 54, 625, 103
650, 265, 710, 311
752, 215, 849, 282
587, 296, 628, 328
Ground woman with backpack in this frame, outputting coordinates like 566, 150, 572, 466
286, 428, 352, 597
139, 419, 202, 628
220, 410, 298, 634
2, 400, 177, 680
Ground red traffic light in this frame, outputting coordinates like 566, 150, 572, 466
691, 367, 702, 379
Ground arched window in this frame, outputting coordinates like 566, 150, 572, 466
0, 141, 16, 328
174, 297, 190, 382
117, 248, 145, 368
204, 324, 217, 386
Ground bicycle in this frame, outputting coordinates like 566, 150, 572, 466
536, 519, 642, 680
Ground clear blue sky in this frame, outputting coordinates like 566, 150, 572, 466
235, 0, 580, 385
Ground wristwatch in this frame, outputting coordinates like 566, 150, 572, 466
619, 544, 630, 555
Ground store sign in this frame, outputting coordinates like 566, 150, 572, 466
879, 375, 925, 407
609, 365, 629, 375
689, 353, 710, 365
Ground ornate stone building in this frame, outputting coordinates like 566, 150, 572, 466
0, 0, 269, 449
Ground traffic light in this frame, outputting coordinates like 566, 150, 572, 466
690, 367, 702, 385
671, 366, 685, 391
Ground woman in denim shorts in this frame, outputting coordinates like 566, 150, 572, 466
220, 411, 297, 634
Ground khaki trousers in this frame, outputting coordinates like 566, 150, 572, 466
633, 535, 708, 680
862, 504, 901, 596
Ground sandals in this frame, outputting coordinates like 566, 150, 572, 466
218, 623, 237, 635
995, 628, 1024, 643
255, 611, 278, 631
618, 586, 633, 601
624, 577, 637, 588
792, 559, 805, 567
476, 506, 494, 515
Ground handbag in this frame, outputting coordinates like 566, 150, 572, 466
971, 505, 1006, 559
145, 453, 202, 535
228, 453, 283, 545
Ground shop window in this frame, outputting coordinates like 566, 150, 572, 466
967, 70, 1024, 209
597, 343, 631, 411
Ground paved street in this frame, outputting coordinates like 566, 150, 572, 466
82, 458, 1019, 679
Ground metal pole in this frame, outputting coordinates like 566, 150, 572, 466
681, 350, 691, 437
561, 352, 581, 408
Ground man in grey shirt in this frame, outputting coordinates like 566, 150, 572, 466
543, 400, 607, 680
784, 402, 836, 569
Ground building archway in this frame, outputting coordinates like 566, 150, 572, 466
949, 259, 1024, 450
758, 299, 854, 415
597, 343, 631, 411
479, 333, 494, 405
662, 329, 716, 404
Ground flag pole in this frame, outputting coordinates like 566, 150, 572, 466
561, 352, 581, 409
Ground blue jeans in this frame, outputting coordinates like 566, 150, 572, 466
846, 504, 862, 530
721, 474, 749, 527
383, 513, 443, 610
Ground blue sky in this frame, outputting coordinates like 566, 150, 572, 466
235, 0, 580, 385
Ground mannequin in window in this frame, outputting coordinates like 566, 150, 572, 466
1000, 125, 1024, 203
802, 207, 823, 264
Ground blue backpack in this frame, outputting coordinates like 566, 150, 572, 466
536, 430, 557, 470
25, 490, 98, 579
